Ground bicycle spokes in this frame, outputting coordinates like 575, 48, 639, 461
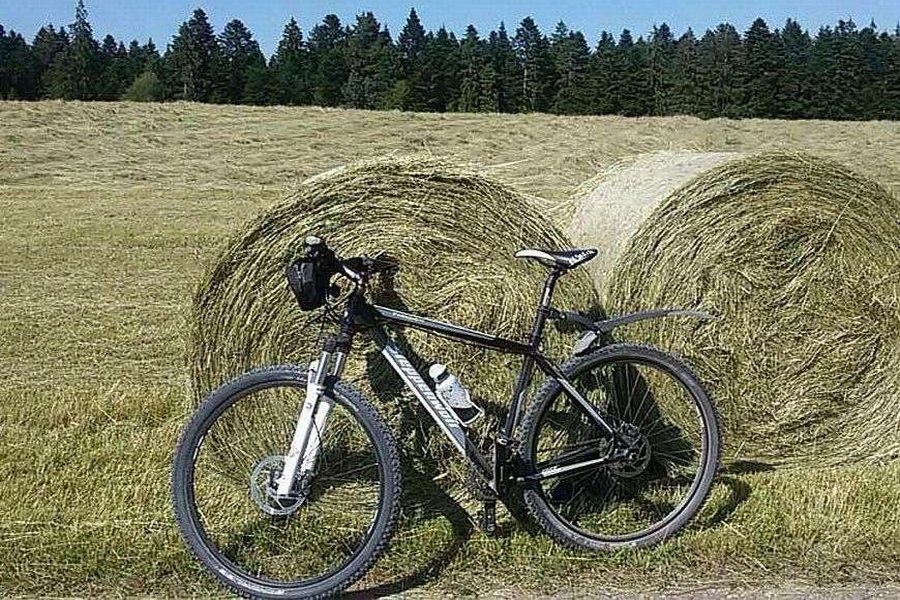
532, 357, 706, 540
189, 382, 383, 584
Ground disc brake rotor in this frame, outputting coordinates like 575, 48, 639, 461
249, 455, 307, 516
609, 425, 652, 478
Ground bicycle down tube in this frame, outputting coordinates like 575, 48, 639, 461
371, 327, 493, 484
369, 322, 622, 487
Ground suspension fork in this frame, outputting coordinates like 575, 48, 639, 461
274, 345, 348, 497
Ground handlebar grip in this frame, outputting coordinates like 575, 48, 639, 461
342, 255, 398, 278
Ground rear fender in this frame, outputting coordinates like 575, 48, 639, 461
571, 309, 715, 356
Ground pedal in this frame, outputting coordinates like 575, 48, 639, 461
480, 499, 498, 536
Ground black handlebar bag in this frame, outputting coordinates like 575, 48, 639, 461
286, 256, 331, 311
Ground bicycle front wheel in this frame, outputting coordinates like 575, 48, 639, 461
521, 343, 720, 550
171, 365, 401, 599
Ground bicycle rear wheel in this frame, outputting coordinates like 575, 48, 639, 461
521, 343, 720, 550
171, 365, 401, 599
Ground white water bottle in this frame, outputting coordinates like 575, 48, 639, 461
428, 363, 483, 426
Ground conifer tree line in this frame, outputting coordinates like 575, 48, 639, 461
1, 2, 899, 119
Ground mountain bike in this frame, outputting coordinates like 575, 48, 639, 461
172, 236, 721, 599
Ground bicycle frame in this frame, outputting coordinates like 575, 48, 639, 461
368, 309, 621, 490
276, 267, 625, 499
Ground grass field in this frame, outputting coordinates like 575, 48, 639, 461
0, 101, 898, 596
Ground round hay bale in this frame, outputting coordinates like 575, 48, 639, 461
570, 151, 900, 464
569, 151, 743, 290
189, 156, 598, 476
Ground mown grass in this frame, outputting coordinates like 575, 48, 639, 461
0, 101, 898, 595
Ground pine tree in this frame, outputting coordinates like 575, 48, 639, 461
548, 22, 591, 114
67, 0, 100, 99
218, 19, 265, 104
858, 21, 884, 119
271, 18, 310, 105
165, 8, 220, 102
741, 18, 786, 117
32, 25, 68, 70
31, 25, 69, 98
808, 21, 870, 119
127, 39, 143, 78
397, 8, 427, 69
780, 19, 812, 118
308, 14, 348, 107
97, 35, 130, 100
589, 31, 620, 114
514, 17, 555, 112
487, 23, 521, 112
648, 23, 676, 114
341, 13, 398, 109
125, 38, 160, 87
616, 30, 652, 116
454, 25, 493, 112
669, 29, 702, 115
880, 28, 900, 118
45, 0, 100, 100
697, 24, 743, 117
0, 25, 14, 98
397, 9, 429, 110
243, 62, 275, 105
413, 27, 459, 112
0, 27, 40, 99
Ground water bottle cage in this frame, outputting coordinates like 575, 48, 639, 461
448, 398, 484, 428
429, 363, 484, 427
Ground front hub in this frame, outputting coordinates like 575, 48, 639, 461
249, 455, 308, 516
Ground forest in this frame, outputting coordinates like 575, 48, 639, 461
0, 1, 898, 120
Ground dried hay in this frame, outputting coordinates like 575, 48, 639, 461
571, 151, 900, 464
188, 156, 598, 477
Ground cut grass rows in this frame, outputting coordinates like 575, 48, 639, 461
0, 102, 898, 595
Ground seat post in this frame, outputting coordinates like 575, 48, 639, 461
528, 268, 562, 350
498, 267, 563, 443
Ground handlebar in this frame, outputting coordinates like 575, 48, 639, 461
300, 235, 396, 285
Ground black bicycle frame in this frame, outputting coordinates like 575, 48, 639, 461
349, 268, 622, 495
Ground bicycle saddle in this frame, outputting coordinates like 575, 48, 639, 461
514, 248, 598, 270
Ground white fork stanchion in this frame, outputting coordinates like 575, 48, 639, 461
275, 355, 330, 497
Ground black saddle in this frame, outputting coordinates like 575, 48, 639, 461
514, 248, 598, 270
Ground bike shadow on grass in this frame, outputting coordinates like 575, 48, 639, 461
702, 460, 775, 526
348, 269, 771, 594
346, 462, 474, 599
358, 341, 476, 597
348, 272, 477, 597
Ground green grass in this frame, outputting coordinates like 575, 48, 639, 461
0, 101, 898, 595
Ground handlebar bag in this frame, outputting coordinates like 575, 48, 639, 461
286, 257, 330, 311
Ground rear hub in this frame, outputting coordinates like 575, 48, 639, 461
610, 424, 651, 478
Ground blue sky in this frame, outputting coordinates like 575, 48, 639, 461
3, 1, 897, 56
